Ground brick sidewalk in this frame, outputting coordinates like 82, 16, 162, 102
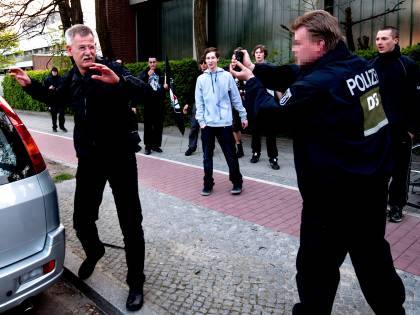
31, 130, 420, 276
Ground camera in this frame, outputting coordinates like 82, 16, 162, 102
234, 50, 244, 71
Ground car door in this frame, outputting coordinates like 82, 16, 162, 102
0, 109, 47, 268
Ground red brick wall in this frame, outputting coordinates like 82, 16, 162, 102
106, 0, 137, 63
32, 55, 54, 70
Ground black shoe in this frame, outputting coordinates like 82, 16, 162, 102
269, 158, 280, 170
236, 143, 244, 158
250, 153, 260, 163
152, 147, 163, 153
201, 186, 213, 196
144, 148, 151, 155
78, 247, 105, 280
60, 127, 68, 132
185, 147, 195, 156
230, 185, 242, 195
389, 206, 403, 223
126, 288, 144, 311
52, 128, 57, 132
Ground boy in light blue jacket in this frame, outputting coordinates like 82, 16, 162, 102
195, 47, 248, 196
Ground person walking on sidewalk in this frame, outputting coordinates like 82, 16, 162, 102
43, 66, 67, 132
370, 26, 420, 223
195, 47, 248, 196
231, 10, 406, 315
249, 44, 279, 170
183, 55, 207, 156
138, 56, 168, 155
10, 24, 149, 312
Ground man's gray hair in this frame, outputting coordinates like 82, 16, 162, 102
65, 24, 94, 45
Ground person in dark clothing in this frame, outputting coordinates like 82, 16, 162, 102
44, 67, 67, 132
10, 24, 149, 312
183, 56, 208, 156
370, 26, 420, 223
138, 57, 168, 155
230, 10, 405, 315
249, 44, 279, 170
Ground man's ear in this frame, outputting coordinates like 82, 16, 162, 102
66, 45, 72, 57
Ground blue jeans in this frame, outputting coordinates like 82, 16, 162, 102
201, 126, 242, 188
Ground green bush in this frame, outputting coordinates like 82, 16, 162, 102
2, 70, 49, 111
1, 59, 200, 126
401, 43, 420, 66
354, 47, 377, 60
125, 58, 199, 126
355, 43, 420, 65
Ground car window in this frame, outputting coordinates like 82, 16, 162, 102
0, 111, 33, 185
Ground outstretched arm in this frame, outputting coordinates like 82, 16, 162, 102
9, 68, 32, 87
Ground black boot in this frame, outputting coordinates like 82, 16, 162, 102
236, 142, 244, 158
78, 246, 105, 280
126, 287, 144, 311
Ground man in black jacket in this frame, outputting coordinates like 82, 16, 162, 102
231, 10, 405, 315
44, 67, 67, 132
370, 26, 420, 223
138, 57, 168, 155
11, 24, 148, 312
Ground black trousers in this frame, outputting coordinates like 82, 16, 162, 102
73, 152, 145, 290
388, 131, 412, 209
143, 105, 164, 149
251, 126, 278, 158
50, 105, 65, 129
293, 176, 405, 315
201, 126, 242, 188
188, 117, 200, 150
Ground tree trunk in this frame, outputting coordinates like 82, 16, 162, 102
95, 0, 114, 59
58, 0, 72, 34
344, 6, 355, 51
70, 0, 84, 25
194, 0, 207, 59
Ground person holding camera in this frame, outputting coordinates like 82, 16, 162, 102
138, 56, 168, 155
230, 47, 247, 158
195, 47, 248, 196
248, 44, 280, 170
230, 10, 405, 315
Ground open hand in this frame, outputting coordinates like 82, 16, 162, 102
9, 68, 31, 87
89, 63, 120, 84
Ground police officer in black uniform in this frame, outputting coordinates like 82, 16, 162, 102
11, 24, 149, 312
231, 10, 405, 315
370, 26, 420, 223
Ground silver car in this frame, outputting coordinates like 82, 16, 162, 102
0, 96, 65, 312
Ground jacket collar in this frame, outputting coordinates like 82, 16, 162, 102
377, 44, 401, 61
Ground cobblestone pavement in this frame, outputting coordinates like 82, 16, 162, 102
16, 110, 420, 314
56, 179, 419, 315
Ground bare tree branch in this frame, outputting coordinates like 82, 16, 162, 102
340, 1, 405, 27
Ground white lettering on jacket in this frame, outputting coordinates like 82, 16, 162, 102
346, 68, 379, 96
